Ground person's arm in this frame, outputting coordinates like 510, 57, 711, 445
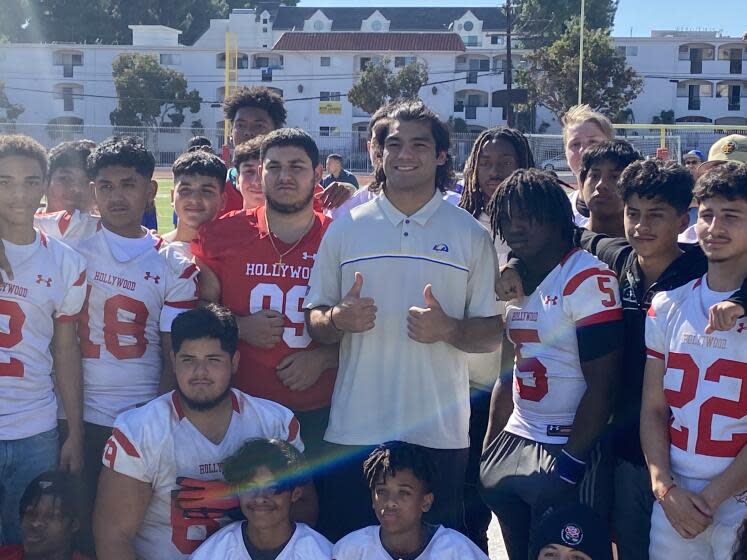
94, 467, 152, 560
706, 276, 747, 333
701, 446, 747, 516
483, 332, 515, 450
53, 319, 84, 475
306, 272, 376, 345
276, 343, 339, 391
195, 257, 221, 305
578, 228, 632, 277
641, 357, 712, 538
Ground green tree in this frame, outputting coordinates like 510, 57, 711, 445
652, 109, 675, 124
0, 81, 24, 123
110, 53, 202, 127
348, 60, 429, 115
516, 20, 643, 119
515, 0, 617, 48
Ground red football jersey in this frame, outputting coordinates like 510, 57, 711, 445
193, 206, 335, 411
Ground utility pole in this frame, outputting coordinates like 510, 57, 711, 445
505, 0, 514, 127
578, 0, 586, 105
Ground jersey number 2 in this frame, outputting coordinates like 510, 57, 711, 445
0, 300, 25, 377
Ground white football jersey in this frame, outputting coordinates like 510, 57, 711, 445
191, 521, 332, 560
646, 275, 747, 481
0, 231, 86, 439
103, 389, 304, 560
332, 525, 488, 560
74, 229, 198, 426
34, 210, 101, 241
504, 248, 622, 444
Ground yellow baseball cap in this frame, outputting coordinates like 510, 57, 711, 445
697, 134, 747, 175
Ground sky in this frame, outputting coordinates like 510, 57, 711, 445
296, 0, 747, 38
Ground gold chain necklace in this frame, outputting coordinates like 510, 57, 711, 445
266, 212, 315, 265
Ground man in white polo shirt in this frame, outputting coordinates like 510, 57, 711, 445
304, 100, 502, 540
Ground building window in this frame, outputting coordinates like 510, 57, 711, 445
319, 126, 341, 137
159, 54, 180, 65
53, 51, 83, 78
62, 87, 74, 111
313, 20, 324, 31
360, 57, 371, 70
394, 56, 417, 68
262, 18, 268, 24
464, 36, 479, 47
321, 56, 331, 67
263, 27, 268, 33
463, 21, 474, 32
255, 56, 270, 68
320, 91, 341, 101
261, 68, 272, 82
490, 36, 505, 45
371, 20, 382, 32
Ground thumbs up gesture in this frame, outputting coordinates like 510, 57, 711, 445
407, 284, 457, 344
331, 272, 377, 333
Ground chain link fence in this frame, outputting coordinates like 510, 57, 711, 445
0, 122, 713, 175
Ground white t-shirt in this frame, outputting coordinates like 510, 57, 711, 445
504, 248, 622, 444
34, 209, 101, 241
332, 525, 488, 560
103, 389, 303, 560
568, 190, 589, 228
305, 192, 499, 449
191, 522, 332, 560
72, 228, 199, 426
646, 275, 747, 481
0, 231, 86, 439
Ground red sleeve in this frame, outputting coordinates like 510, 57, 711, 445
0, 545, 24, 559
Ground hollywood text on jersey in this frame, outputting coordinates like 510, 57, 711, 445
245, 262, 312, 280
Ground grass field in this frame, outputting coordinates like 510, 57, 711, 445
154, 177, 175, 234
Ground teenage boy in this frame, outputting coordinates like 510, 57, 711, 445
0, 135, 87, 545
0, 471, 91, 560
333, 441, 488, 559
161, 149, 227, 258
305, 101, 500, 540
191, 438, 332, 559
75, 136, 199, 517
94, 305, 304, 560
480, 169, 623, 560
641, 161, 747, 560
194, 129, 337, 459
531, 503, 613, 560
233, 137, 266, 210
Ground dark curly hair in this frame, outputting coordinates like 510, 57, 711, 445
370, 100, 454, 194
171, 150, 227, 188
223, 438, 307, 490
618, 159, 694, 214
87, 136, 155, 180
363, 441, 438, 495
0, 134, 48, 178
48, 139, 96, 179
233, 135, 265, 169
489, 168, 575, 243
459, 127, 535, 217
223, 86, 287, 129
693, 161, 747, 204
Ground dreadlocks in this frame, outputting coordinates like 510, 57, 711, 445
489, 168, 575, 243
459, 127, 535, 218
362, 441, 438, 494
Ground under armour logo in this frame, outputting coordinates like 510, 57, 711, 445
144, 272, 160, 284
738, 322, 745, 334
544, 295, 558, 306
302, 252, 316, 261
36, 275, 52, 287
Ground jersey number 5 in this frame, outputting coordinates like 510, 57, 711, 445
665, 352, 747, 457
510, 328, 548, 402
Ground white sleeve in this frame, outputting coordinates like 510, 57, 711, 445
304, 219, 344, 310
55, 248, 87, 321
160, 246, 199, 332
645, 292, 669, 361
465, 226, 500, 318
101, 415, 152, 483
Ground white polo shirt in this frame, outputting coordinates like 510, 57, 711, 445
305, 191, 499, 449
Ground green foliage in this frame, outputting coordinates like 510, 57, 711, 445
515, 0, 617, 49
110, 53, 202, 127
516, 19, 643, 120
447, 116, 468, 133
347, 60, 429, 115
0, 81, 24, 123
652, 109, 675, 124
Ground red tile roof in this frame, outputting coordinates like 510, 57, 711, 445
273, 32, 465, 52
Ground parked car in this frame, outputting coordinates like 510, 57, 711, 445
540, 154, 571, 172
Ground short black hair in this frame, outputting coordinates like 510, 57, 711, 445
233, 136, 264, 169
19, 471, 84, 524
489, 168, 575, 243
223, 86, 287, 129
87, 136, 155, 180
0, 134, 48, 178
362, 441, 438, 494
260, 128, 319, 168
172, 150, 227, 189
171, 304, 238, 355
693, 161, 747, 204
371, 100, 455, 193
618, 159, 694, 214
459, 127, 536, 217
48, 140, 96, 180
187, 136, 212, 151
579, 140, 642, 185
326, 153, 343, 164
223, 438, 307, 490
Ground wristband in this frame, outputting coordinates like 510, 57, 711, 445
552, 449, 586, 485
328, 307, 342, 332
655, 481, 676, 502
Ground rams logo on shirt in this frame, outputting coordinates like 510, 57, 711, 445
432, 243, 449, 252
